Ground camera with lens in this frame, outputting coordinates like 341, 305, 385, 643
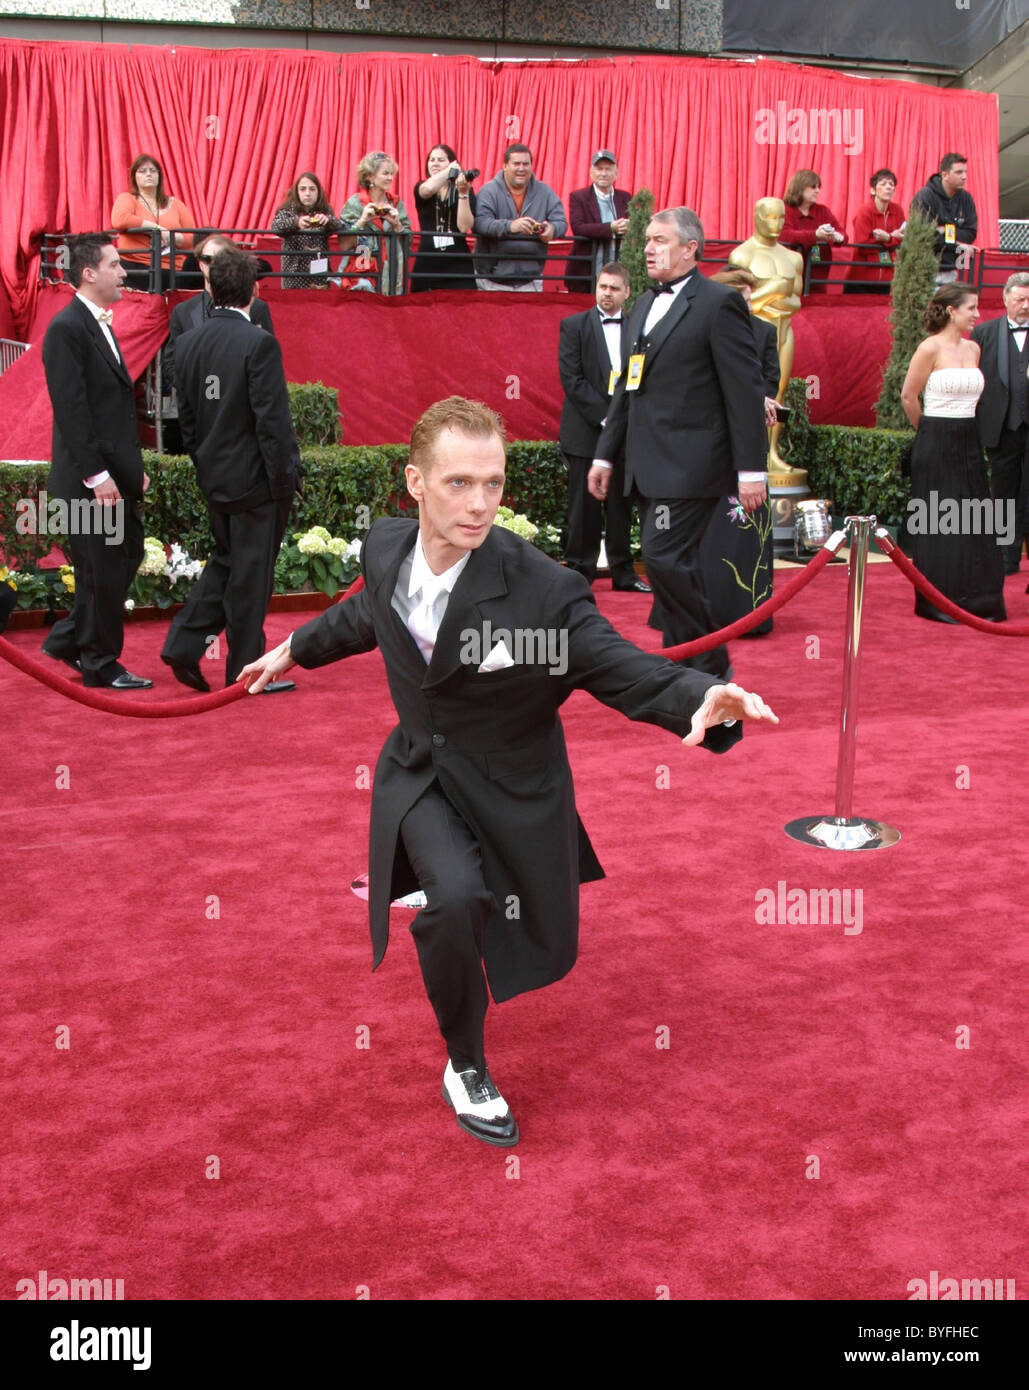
448, 167, 480, 183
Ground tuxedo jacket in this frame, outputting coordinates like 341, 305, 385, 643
42, 294, 144, 503
565, 186, 631, 292
752, 316, 782, 399
290, 517, 740, 1003
596, 274, 768, 499
558, 306, 630, 456
165, 292, 274, 390
174, 309, 299, 513
971, 316, 1025, 450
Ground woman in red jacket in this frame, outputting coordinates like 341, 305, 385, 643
846, 168, 905, 294
781, 170, 844, 292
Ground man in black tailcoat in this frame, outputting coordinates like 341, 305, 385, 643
239, 396, 778, 1147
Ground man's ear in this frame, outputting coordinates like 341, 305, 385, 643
405, 463, 424, 501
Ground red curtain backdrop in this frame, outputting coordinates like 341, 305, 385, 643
0, 42, 999, 340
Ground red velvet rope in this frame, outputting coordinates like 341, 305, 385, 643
2, 550, 851, 713
660, 542, 839, 661
0, 575, 368, 717
874, 532, 1029, 637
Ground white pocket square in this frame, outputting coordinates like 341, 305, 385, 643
478, 640, 515, 673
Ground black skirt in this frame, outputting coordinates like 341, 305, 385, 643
905, 415, 1006, 621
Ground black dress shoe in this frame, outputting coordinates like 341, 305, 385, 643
42, 647, 81, 676
163, 657, 210, 693
83, 671, 153, 690
612, 577, 653, 593
442, 1060, 519, 1147
259, 679, 296, 694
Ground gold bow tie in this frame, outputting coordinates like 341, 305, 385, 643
98, 310, 114, 326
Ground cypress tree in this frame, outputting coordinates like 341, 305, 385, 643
874, 212, 939, 429
620, 187, 655, 307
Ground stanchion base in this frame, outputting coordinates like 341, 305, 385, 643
784, 816, 901, 851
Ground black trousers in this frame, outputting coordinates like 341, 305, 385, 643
641, 495, 727, 677
987, 423, 1029, 572
42, 503, 144, 683
562, 451, 636, 585
162, 494, 292, 684
399, 781, 494, 1080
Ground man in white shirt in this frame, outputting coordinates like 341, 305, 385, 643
40, 234, 152, 689
558, 261, 650, 590
239, 397, 778, 1147
589, 208, 769, 680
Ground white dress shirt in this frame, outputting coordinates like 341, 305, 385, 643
76, 292, 122, 488
599, 306, 623, 377
1007, 319, 1028, 353
594, 274, 765, 483
391, 533, 470, 663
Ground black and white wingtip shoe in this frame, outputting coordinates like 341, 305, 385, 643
442, 1060, 520, 1147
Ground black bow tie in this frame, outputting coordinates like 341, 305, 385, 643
1009, 323, 1028, 332
650, 276, 690, 294
600, 316, 622, 325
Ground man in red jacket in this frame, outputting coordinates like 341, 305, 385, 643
565, 150, 632, 294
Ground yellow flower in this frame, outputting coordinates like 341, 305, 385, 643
62, 573, 75, 593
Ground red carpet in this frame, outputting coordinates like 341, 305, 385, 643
2, 565, 1027, 1300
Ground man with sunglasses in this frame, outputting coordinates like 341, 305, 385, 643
164, 234, 275, 392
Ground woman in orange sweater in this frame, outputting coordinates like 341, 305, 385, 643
111, 154, 195, 290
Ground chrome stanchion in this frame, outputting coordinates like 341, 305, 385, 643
785, 515, 901, 851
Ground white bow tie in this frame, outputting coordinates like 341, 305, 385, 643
97, 309, 114, 326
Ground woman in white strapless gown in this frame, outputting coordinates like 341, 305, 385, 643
900, 286, 1006, 621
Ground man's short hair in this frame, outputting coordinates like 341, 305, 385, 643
208, 246, 257, 308
597, 261, 630, 288
503, 143, 533, 164
195, 232, 235, 260
869, 168, 898, 188
939, 152, 967, 174
409, 397, 507, 476
651, 207, 705, 259
1003, 272, 1029, 295
65, 233, 115, 288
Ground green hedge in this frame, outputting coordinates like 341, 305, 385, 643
782, 378, 913, 530
2, 381, 921, 567
0, 447, 395, 567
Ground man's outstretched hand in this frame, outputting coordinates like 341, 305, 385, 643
682, 681, 779, 747
237, 637, 296, 694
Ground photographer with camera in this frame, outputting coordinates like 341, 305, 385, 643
339, 152, 412, 295
473, 144, 566, 292
410, 144, 479, 291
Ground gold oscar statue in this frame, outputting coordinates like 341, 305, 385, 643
730, 197, 806, 481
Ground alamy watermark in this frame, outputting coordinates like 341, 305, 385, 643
755, 880, 863, 935
16, 491, 124, 546
754, 103, 863, 156
906, 492, 1014, 546
459, 620, 568, 677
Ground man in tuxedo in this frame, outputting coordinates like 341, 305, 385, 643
564, 150, 632, 294
165, 233, 274, 388
971, 273, 1029, 575
558, 261, 650, 591
238, 397, 778, 1147
40, 234, 152, 689
588, 207, 768, 680
161, 247, 300, 692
